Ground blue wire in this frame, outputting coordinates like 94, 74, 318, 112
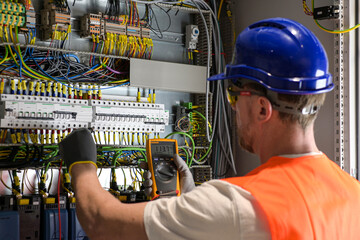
25, 54, 80, 63
2, 65, 17, 72
32, 54, 100, 81
5, 29, 127, 91
30, 60, 129, 91
64, 54, 80, 63
19, 53, 22, 78
10, 45, 23, 78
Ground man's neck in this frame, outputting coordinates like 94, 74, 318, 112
255, 122, 319, 164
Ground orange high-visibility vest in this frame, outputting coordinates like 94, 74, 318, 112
223, 154, 360, 240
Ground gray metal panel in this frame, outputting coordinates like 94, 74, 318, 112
130, 58, 207, 93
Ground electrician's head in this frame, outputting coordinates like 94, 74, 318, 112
209, 18, 333, 152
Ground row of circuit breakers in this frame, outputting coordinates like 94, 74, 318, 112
0, 93, 169, 142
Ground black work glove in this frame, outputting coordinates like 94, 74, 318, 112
140, 154, 195, 196
58, 128, 97, 175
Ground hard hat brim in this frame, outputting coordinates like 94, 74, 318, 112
208, 64, 334, 95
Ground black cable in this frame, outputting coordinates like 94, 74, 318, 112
0, 160, 41, 170
155, 4, 172, 32
8, 170, 13, 183
146, 5, 172, 39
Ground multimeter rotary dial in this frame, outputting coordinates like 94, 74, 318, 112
147, 139, 180, 198
155, 162, 177, 181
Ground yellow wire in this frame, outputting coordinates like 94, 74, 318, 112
312, 0, 360, 34
217, 0, 225, 20
6, 27, 47, 80
314, 19, 360, 34
13, 27, 51, 80
175, 1, 195, 9
108, 79, 129, 84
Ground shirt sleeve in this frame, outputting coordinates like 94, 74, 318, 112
144, 180, 270, 240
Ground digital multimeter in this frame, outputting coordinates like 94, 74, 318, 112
146, 139, 180, 199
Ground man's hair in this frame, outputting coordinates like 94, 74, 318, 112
243, 82, 326, 130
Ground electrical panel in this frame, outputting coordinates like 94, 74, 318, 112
0, 0, 237, 238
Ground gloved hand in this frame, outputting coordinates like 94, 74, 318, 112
58, 128, 97, 175
141, 154, 195, 196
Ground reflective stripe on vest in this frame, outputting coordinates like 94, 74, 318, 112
223, 154, 360, 240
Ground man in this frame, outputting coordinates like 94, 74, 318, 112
59, 18, 360, 240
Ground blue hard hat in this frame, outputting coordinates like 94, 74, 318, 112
208, 18, 334, 94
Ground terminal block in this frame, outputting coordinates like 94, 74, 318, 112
127, 25, 141, 37
105, 19, 127, 36
141, 26, 151, 38
80, 13, 105, 37
191, 165, 212, 185
40, 8, 71, 38
40, 0, 71, 40
80, 13, 151, 39
0, 1, 26, 27
23, 1, 36, 30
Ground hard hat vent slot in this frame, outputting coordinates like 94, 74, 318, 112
249, 22, 286, 30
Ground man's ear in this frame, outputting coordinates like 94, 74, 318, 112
256, 96, 272, 122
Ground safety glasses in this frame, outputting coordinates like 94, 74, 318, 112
226, 86, 262, 105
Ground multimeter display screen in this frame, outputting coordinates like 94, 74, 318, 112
151, 143, 175, 158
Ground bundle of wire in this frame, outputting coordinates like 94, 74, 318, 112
0, 144, 149, 171
0, 145, 59, 169
105, 0, 171, 41
142, 4, 171, 39
106, 0, 122, 19
97, 146, 147, 167
0, 0, 237, 179
130, 0, 237, 178
0, 25, 130, 87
